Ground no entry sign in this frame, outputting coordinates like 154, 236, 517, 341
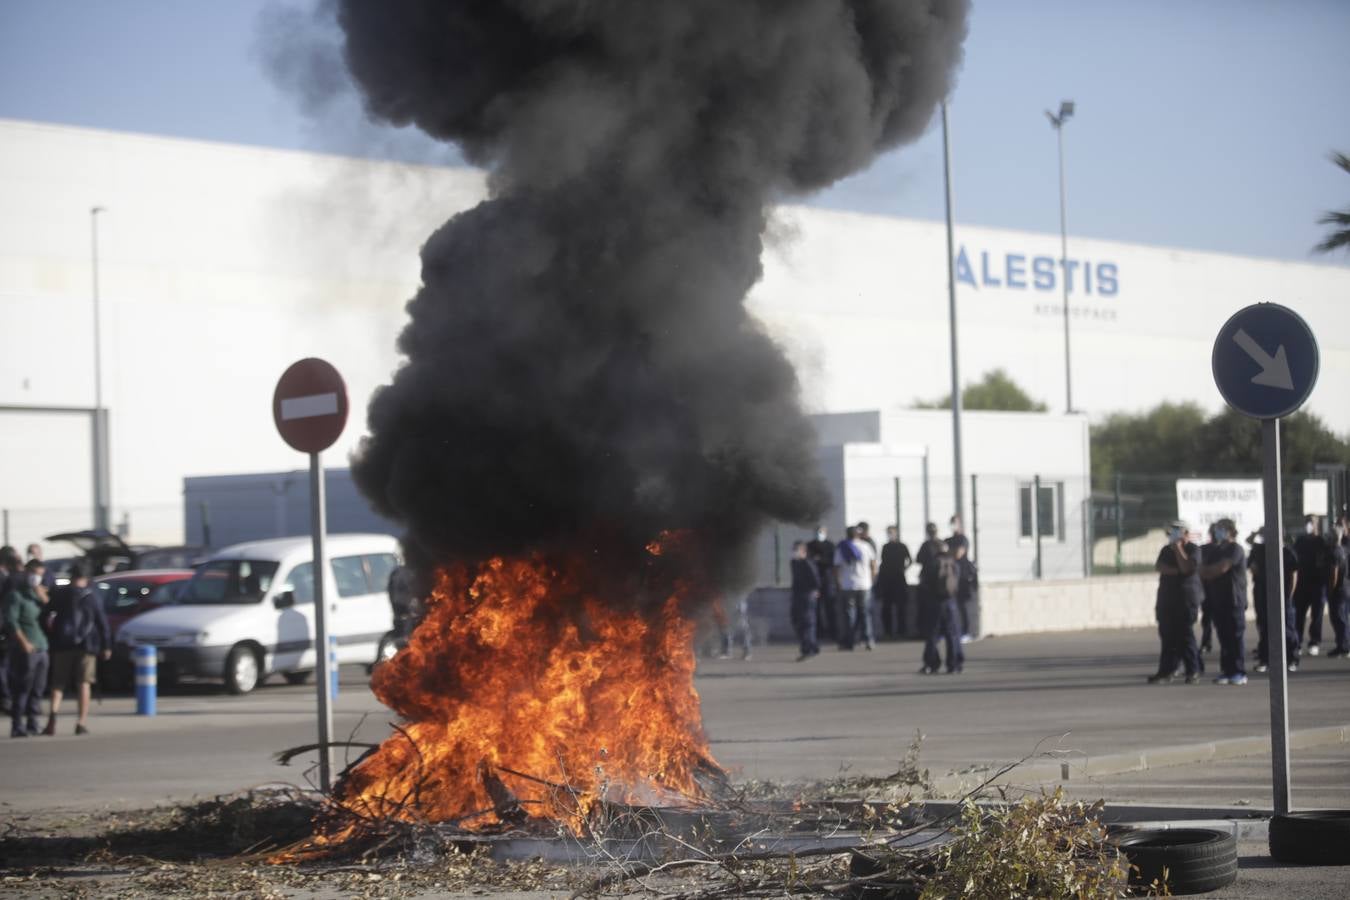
273, 358, 349, 454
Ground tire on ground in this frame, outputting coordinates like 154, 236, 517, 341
1114, 827, 1238, 894
1269, 811, 1350, 865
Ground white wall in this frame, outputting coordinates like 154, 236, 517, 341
2, 119, 1346, 552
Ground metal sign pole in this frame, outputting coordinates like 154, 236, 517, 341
310, 450, 334, 793
1262, 418, 1291, 815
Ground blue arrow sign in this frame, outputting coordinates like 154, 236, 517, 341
1212, 303, 1319, 420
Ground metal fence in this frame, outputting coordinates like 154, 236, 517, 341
1088, 468, 1349, 575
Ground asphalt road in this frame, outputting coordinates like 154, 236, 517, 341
2, 626, 1348, 815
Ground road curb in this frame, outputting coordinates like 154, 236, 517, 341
931, 723, 1350, 795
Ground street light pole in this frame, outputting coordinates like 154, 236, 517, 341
941, 101, 964, 529
1045, 100, 1075, 414
90, 206, 110, 531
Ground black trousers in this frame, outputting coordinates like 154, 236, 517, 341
1155, 604, 1199, 677
1293, 584, 1325, 646
1328, 589, 1349, 652
1213, 604, 1247, 678
1254, 589, 1301, 665
922, 597, 963, 672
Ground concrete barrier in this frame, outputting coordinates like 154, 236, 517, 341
746, 575, 1256, 644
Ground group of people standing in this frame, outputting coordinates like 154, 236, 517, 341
1, 545, 112, 738
789, 518, 976, 674
1150, 514, 1350, 685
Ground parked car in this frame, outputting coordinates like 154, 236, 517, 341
114, 534, 400, 694
96, 570, 194, 690
98, 570, 195, 636
44, 529, 207, 576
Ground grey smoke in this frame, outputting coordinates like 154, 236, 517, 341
276, 1, 969, 588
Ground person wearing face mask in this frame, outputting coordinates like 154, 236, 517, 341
1326, 522, 1350, 658
1199, 519, 1248, 685
1292, 515, 1329, 656
1149, 521, 1203, 684
806, 526, 838, 644
3, 559, 49, 737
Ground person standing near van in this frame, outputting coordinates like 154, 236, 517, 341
1199, 519, 1247, 685
1149, 521, 1202, 684
44, 563, 111, 735
4, 559, 49, 737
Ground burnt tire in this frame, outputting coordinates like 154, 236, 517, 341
1114, 827, 1237, 894
1269, 810, 1350, 865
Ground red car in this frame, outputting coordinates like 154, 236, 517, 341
93, 570, 193, 691
96, 570, 195, 637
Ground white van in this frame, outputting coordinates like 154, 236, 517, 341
115, 533, 401, 694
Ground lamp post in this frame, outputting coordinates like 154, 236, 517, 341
90, 206, 110, 531
1045, 100, 1075, 413
941, 100, 964, 530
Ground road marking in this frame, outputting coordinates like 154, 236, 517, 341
280, 392, 339, 420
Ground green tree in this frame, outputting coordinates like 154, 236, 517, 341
1091, 403, 1350, 485
1314, 151, 1350, 255
914, 369, 1048, 412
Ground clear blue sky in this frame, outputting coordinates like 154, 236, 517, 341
2, 0, 1348, 264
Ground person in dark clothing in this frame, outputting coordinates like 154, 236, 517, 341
1249, 529, 1300, 673
1198, 524, 1218, 655
1199, 519, 1247, 684
0, 545, 22, 713
789, 541, 821, 660
4, 559, 49, 736
952, 541, 978, 642
876, 526, 911, 639
805, 526, 837, 643
1292, 515, 1329, 656
946, 515, 969, 556
1326, 522, 1350, 658
1149, 521, 1203, 684
916, 524, 962, 674
44, 563, 111, 735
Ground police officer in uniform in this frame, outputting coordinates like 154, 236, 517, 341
1326, 521, 1350, 658
1249, 527, 1300, 673
1199, 519, 1248, 685
1293, 515, 1328, 655
1149, 521, 1202, 684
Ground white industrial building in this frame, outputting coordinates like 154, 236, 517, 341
2, 119, 1347, 583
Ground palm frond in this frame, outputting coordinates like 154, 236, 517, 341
1332, 151, 1350, 176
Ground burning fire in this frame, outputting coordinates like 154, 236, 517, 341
320, 537, 725, 841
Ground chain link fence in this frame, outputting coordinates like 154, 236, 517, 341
1088, 468, 1349, 575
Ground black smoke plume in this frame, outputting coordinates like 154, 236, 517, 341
312, 1, 968, 588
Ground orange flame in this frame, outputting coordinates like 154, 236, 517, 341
322, 541, 724, 840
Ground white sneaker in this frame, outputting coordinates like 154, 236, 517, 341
959, 634, 972, 644
1213, 676, 1231, 685
1308, 644, 1320, 657
1230, 674, 1249, 685
1288, 663, 1299, 673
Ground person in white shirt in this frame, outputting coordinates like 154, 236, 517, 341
833, 525, 877, 650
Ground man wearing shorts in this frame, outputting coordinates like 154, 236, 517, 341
44, 563, 111, 736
